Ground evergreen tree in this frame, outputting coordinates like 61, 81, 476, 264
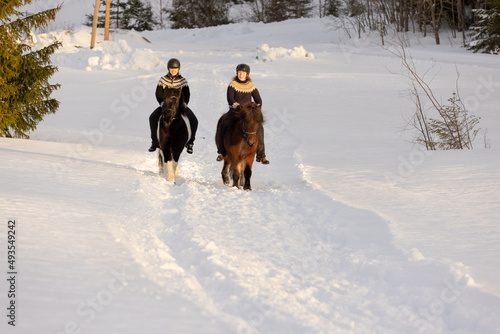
467, 0, 500, 54
86, 0, 156, 31
323, 0, 341, 17
289, 0, 313, 19
122, 0, 156, 31
169, 0, 231, 29
427, 93, 481, 150
251, 0, 312, 23
84, 0, 125, 29
169, 0, 194, 29
0, 0, 62, 138
265, 0, 290, 22
86, 0, 119, 28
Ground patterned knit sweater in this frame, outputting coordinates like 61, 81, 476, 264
227, 78, 262, 108
155, 73, 190, 105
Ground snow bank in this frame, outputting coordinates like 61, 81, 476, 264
257, 43, 315, 62
86, 40, 160, 71
29, 27, 161, 71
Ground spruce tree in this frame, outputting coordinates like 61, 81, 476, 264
323, 0, 341, 17
85, 0, 127, 29
265, 0, 290, 22
467, 0, 500, 54
169, 0, 231, 29
122, 0, 156, 31
195, 0, 231, 27
289, 0, 313, 19
0, 0, 62, 139
169, 0, 194, 29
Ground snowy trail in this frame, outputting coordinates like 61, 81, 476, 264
60, 137, 498, 333
3, 135, 500, 333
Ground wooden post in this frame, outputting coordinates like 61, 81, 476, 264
104, 0, 111, 41
90, 0, 100, 49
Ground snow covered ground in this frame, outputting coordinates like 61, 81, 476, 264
1, 4, 500, 334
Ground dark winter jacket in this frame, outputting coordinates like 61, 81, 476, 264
155, 73, 190, 105
227, 78, 262, 108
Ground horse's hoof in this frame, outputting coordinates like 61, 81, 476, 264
222, 173, 230, 185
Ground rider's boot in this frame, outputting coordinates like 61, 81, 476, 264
148, 141, 159, 152
256, 156, 270, 165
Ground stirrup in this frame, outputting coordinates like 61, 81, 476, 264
186, 143, 193, 154
216, 154, 224, 161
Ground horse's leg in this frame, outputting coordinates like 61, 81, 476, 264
171, 146, 183, 183
158, 124, 165, 176
173, 160, 178, 180
243, 164, 252, 191
244, 156, 255, 190
163, 146, 179, 183
232, 162, 243, 188
158, 151, 164, 176
232, 169, 240, 188
159, 146, 174, 181
240, 168, 246, 188
221, 160, 230, 185
166, 159, 176, 183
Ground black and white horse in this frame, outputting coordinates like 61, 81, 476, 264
157, 87, 192, 182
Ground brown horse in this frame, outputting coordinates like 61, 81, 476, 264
215, 102, 264, 190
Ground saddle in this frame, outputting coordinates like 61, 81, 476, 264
180, 113, 191, 143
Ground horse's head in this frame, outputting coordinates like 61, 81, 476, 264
161, 88, 183, 124
238, 102, 263, 147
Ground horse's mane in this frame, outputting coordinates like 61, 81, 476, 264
163, 87, 187, 115
232, 102, 264, 125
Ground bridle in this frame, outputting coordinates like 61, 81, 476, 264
162, 95, 180, 125
242, 121, 257, 147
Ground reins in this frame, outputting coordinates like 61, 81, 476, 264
162, 95, 181, 124
242, 121, 257, 147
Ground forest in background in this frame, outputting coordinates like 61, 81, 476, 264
84, 0, 499, 53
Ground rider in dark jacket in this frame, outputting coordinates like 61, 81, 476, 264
148, 58, 198, 153
216, 64, 269, 164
